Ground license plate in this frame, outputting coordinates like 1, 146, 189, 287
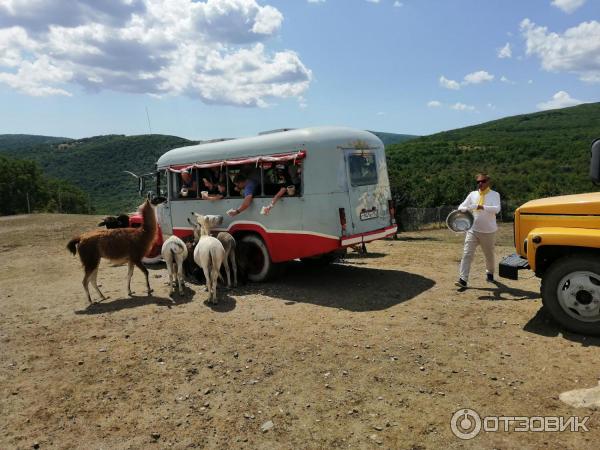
360, 208, 378, 220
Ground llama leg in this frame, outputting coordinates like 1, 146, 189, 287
82, 271, 93, 303
90, 268, 107, 300
135, 261, 152, 295
177, 260, 184, 294
222, 257, 231, 288
201, 265, 212, 302
230, 253, 238, 288
165, 260, 174, 294
127, 263, 135, 296
211, 266, 220, 304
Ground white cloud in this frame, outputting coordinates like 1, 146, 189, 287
497, 42, 512, 59
463, 70, 494, 85
427, 100, 442, 108
528, 79, 534, 84
500, 75, 515, 84
0, 0, 312, 105
393, 1, 404, 7
551, 0, 586, 14
366, 0, 381, 3
521, 18, 600, 83
307, 0, 325, 3
439, 75, 460, 90
487, 103, 496, 110
537, 90, 584, 110
451, 102, 475, 111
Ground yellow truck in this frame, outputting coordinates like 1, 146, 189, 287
499, 138, 600, 336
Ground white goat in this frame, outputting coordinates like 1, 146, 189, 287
192, 214, 226, 304
161, 235, 188, 295
187, 216, 237, 288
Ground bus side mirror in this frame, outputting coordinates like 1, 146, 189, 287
138, 177, 146, 195
591, 139, 600, 185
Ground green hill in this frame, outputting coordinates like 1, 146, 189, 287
370, 131, 418, 146
0, 134, 72, 151
386, 102, 600, 216
2, 134, 195, 213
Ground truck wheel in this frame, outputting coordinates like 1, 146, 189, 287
239, 234, 277, 282
541, 255, 600, 336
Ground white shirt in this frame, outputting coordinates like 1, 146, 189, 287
458, 189, 501, 233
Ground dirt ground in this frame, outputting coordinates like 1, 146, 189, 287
1, 214, 600, 450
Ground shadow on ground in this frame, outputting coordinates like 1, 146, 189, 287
523, 307, 600, 347
74, 287, 196, 315
394, 236, 441, 242
203, 292, 237, 313
473, 280, 540, 302
236, 261, 435, 312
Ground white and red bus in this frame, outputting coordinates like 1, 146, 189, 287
131, 126, 397, 281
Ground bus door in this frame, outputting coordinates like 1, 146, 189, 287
153, 170, 172, 235
344, 149, 389, 235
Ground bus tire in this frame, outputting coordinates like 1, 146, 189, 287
240, 234, 276, 282
541, 254, 600, 336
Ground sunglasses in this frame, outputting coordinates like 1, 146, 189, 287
476, 179, 488, 184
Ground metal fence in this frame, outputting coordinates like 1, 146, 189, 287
397, 206, 506, 231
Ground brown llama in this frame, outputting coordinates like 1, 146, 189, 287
67, 199, 157, 303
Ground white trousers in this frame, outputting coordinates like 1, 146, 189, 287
459, 230, 496, 282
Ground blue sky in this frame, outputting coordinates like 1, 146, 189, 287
0, 0, 598, 140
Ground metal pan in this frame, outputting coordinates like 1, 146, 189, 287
446, 209, 474, 232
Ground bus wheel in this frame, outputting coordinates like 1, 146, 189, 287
239, 234, 276, 282
541, 254, 600, 336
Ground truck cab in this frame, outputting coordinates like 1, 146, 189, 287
500, 139, 600, 335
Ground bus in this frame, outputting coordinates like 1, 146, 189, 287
131, 126, 397, 281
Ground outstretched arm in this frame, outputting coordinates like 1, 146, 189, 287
228, 194, 253, 216
263, 187, 286, 215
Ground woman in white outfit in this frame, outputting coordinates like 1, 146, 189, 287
455, 173, 501, 288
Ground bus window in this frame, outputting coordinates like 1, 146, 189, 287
262, 162, 302, 197
348, 153, 378, 186
228, 164, 261, 197
175, 168, 199, 199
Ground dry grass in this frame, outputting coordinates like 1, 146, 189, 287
1, 214, 599, 449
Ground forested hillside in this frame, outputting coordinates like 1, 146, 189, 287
3, 105, 599, 217
0, 134, 71, 151
369, 131, 417, 146
2, 134, 195, 213
386, 102, 600, 215
0, 155, 89, 215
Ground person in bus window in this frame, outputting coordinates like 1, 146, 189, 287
202, 167, 224, 194
227, 173, 258, 216
262, 164, 295, 215
204, 181, 227, 201
179, 169, 197, 198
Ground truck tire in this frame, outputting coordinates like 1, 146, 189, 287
541, 254, 600, 336
239, 234, 277, 282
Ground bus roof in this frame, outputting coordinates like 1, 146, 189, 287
156, 126, 381, 169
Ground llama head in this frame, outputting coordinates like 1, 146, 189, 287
193, 213, 223, 229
